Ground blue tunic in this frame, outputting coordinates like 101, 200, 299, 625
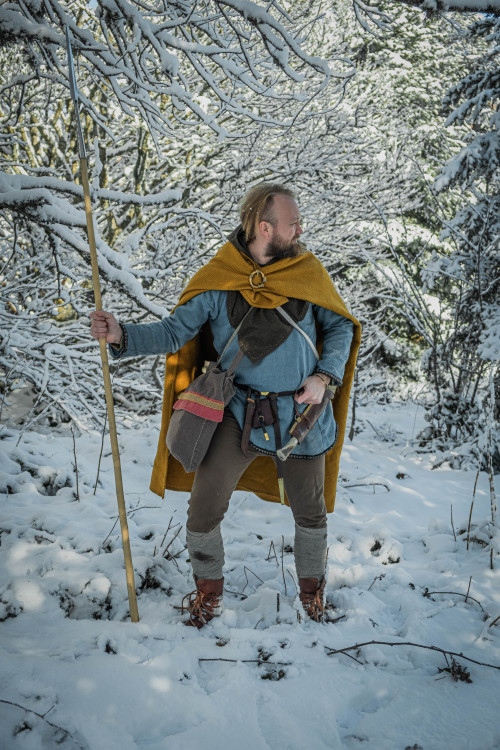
111, 290, 354, 458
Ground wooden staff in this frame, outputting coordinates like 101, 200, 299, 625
66, 27, 139, 622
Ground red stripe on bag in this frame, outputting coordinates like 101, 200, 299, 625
173, 392, 225, 422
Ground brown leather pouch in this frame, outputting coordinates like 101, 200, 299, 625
251, 395, 277, 428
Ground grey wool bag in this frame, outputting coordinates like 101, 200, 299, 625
166, 309, 252, 473
166, 348, 244, 473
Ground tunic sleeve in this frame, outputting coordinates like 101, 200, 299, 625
312, 305, 354, 385
109, 292, 219, 359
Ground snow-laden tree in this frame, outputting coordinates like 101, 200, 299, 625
0, 0, 356, 427
347, 0, 499, 467
337, 1, 499, 472
1, 0, 353, 138
0, 39, 186, 426
415, 13, 500, 469
393, 0, 500, 13
295, 2, 474, 407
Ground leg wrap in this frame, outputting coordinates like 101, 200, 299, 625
186, 524, 225, 581
294, 523, 328, 581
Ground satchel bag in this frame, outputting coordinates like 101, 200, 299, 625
165, 310, 251, 473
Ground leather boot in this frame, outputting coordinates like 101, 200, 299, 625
299, 577, 326, 622
180, 578, 224, 629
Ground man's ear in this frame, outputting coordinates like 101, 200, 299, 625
258, 219, 272, 237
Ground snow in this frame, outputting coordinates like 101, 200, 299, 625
1, 401, 499, 750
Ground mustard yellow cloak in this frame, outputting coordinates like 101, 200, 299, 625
150, 240, 361, 512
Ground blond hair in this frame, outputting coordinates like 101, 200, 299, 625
240, 183, 295, 243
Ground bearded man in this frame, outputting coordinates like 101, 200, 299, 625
90, 183, 361, 626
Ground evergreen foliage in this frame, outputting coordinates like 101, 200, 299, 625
418, 13, 500, 468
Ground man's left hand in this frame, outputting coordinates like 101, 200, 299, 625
294, 374, 329, 405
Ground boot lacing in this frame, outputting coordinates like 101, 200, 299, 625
179, 588, 220, 626
299, 577, 326, 622
305, 589, 325, 622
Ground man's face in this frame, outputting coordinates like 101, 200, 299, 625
264, 195, 304, 259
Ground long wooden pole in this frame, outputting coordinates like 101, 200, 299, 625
66, 27, 139, 622
80, 161, 139, 623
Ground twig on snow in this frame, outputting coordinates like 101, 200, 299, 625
487, 369, 497, 571
101, 518, 118, 547
366, 419, 381, 437
71, 426, 80, 501
266, 540, 279, 566
465, 576, 472, 603
199, 658, 290, 666
467, 472, 479, 551
348, 369, 358, 441
162, 524, 183, 557
324, 639, 500, 672
101, 505, 160, 547
344, 481, 390, 492
242, 566, 264, 593
423, 587, 485, 613
368, 573, 386, 591
93, 409, 108, 495
159, 514, 177, 549
0, 699, 86, 749
281, 535, 287, 596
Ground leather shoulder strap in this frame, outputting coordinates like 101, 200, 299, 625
216, 306, 253, 366
276, 305, 319, 360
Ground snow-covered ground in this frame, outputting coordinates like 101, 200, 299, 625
1, 401, 499, 750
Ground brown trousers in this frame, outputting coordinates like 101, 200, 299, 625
187, 410, 327, 533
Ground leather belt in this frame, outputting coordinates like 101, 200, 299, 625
239, 385, 297, 504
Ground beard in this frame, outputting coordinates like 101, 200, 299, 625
265, 235, 304, 260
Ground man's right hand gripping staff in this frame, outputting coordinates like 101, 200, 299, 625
90, 310, 122, 346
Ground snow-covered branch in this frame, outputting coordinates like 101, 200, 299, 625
0, 0, 354, 138
394, 0, 500, 14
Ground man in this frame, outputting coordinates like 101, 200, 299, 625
90, 183, 360, 627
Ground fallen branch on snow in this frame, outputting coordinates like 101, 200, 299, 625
323, 639, 500, 672
344, 481, 390, 492
423, 587, 485, 613
0, 699, 86, 749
